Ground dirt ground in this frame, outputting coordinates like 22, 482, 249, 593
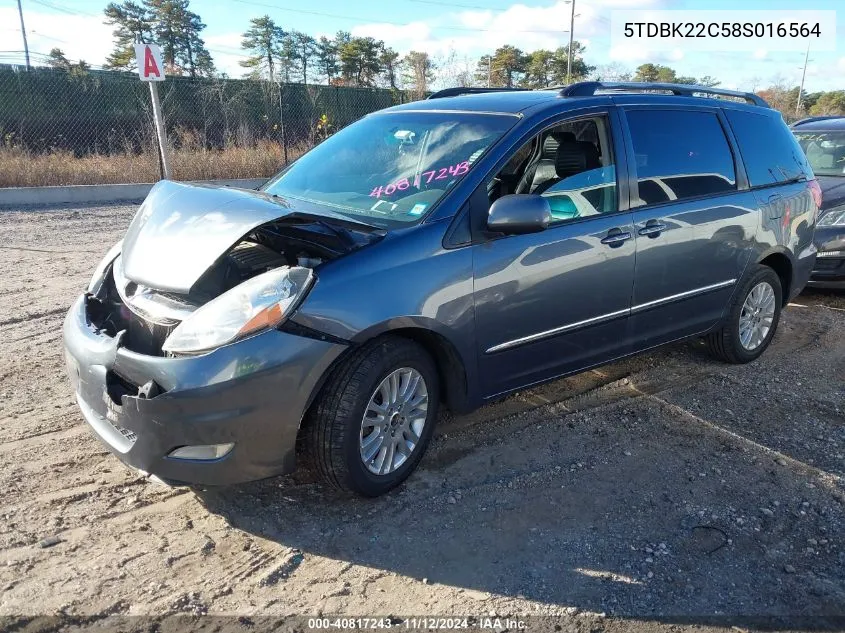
0, 203, 843, 632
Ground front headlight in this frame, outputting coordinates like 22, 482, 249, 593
817, 207, 845, 227
161, 266, 314, 355
88, 241, 123, 294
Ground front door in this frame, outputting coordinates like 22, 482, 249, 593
472, 110, 636, 398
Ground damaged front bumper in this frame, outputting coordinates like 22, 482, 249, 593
63, 294, 348, 486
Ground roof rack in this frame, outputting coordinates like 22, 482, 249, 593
427, 87, 530, 100
790, 115, 842, 127
558, 81, 769, 108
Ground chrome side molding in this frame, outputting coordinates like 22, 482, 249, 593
486, 278, 737, 354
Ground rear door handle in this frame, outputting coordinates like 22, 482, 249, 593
637, 221, 667, 237
600, 229, 632, 247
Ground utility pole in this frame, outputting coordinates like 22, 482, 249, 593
566, 0, 575, 84
796, 42, 810, 117
16, 0, 30, 71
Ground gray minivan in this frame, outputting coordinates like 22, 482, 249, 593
64, 82, 819, 496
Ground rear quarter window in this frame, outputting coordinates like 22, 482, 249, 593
725, 109, 813, 187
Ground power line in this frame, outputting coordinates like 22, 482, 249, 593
230, 0, 569, 33
206, 47, 246, 58
28, 30, 70, 44
27, 0, 99, 17
408, 0, 504, 10
410, 0, 612, 30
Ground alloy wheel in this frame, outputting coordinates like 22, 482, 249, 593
739, 281, 776, 351
359, 367, 429, 475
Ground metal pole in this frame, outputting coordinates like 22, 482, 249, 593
796, 42, 810, 116
16, 0, 30, 71
566, 0, 575, 84
278, 79, 288, 164
149, 82, 172, 179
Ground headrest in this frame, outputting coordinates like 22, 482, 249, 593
541, 135, 560, 159
578, 141, 601, 169
542, 131, 577, 159
555, 142, 588, 178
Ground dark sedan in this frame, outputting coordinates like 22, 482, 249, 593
793, 116, 845, 288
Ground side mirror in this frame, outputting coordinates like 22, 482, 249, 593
487, 194, 552, 234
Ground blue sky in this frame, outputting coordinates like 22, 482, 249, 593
1, 0, 843, 91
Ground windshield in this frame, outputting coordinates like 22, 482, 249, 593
793, 130, 845, 177
262, 111, 517, 227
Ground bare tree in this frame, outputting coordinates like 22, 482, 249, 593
436, 48, 477, 88
590, 62, 632, 82
403, 51, 435, 99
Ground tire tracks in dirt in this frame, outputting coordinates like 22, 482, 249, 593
0, 306, 67, 328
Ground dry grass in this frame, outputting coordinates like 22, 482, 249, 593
0, 141, 303, 188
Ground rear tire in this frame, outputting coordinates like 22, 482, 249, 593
705, 264, 782, 364
304, 336, 439, 497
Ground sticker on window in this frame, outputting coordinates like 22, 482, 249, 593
409, 203, 428, 216
369, 160, 471, 199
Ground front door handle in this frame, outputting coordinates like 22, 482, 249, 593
600, 229, 633, 247
638, 221, 667, 237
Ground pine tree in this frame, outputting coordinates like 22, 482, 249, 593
181, 8, 213, 77
523, 50, 553, 88
145, 0, 212, 77
47, 48, 71, 70
103, 1, 153, 70
145, 0, 183, 72
103, 0, 212, 76
315, 36, 338, 83
380, 47, 401, 90
288, 31, 317, 84
549, 42, 594, 84
490, 45, 526, 88
338, 36, 382, 87
240, 15, 285, 81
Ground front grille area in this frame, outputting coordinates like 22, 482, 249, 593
89, 266, 181, 356
125, 310, 176, 356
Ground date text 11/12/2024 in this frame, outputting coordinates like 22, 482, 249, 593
370, 161, 471, 198
306, 617, 527, 629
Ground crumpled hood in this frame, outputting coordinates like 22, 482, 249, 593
121, 180, 355, 293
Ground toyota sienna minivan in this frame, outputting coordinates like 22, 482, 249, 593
64, 82, 819, 496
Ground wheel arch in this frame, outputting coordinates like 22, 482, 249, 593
756, 248, 793, 306
381, 326, 473, 414
302, 320, 475, 420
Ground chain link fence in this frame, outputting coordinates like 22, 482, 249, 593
0, 64, 419, 188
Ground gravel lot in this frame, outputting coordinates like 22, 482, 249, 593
0, 203, 843, 631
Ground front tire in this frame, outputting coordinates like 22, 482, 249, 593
705, 264, 782, 364
304, 336, 439, 496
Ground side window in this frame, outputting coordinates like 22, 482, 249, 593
488, 116, 618, 223
725, 109, 814, 186
626, 110, 736, 206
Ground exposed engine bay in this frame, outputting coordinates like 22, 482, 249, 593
87, 214, 382, 356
